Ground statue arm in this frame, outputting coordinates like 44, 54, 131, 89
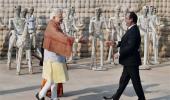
120, 20, 125, 31
137, 18, 146, 32
62, 20, 69, 34
155, 16, 164, 29
22, 22, 28, 37
61, 22, 66, 33
137, 17, 141, 27
150, 21, 157, 33
34, 16, 36, 29
102, 17, 109, 32
8, 19, 13, 30
89, 19, 94, 35
72, 18, 79, 31
120, 18, 126, 31
155, 16, 160, 26
108, 18, 112, 29
0, 18, 4, 27
36, 17, 41, 29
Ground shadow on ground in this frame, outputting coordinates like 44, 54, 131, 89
63, 83, 159, 100
0, 85, 40, 95
149, 95, 170, 100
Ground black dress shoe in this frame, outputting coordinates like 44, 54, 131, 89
103, 96, 114, 100
35, 93, 45, 100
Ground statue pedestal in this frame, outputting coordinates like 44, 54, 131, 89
139, 65, 151, 70
150, 60, 160, 65
91, 66, 107, 71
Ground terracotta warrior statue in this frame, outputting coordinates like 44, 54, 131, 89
89, 7, 108, 71
138, 6, 151, 70
107, 6, 124, 64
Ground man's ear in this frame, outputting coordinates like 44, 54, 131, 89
130, 18, 133, 23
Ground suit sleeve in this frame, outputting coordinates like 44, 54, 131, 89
119, 29, 138, 58
117, 41, 121, 47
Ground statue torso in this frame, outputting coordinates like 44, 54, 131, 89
13, 17, 26, 35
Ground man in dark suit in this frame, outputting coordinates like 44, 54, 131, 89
103, 12, 146, 100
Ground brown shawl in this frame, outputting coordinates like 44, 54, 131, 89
43, 19, 73, 57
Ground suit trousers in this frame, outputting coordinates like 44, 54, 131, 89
114, 66, 146, 100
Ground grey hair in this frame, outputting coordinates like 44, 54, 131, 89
50, 8, 63, 19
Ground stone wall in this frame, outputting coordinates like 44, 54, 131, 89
0, 0, 170, 58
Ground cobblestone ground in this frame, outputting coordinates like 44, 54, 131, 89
0, 58, 170, 100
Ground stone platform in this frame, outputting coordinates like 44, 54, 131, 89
0, 58, 170, 100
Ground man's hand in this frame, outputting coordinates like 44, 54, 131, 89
68, 36, 75, 46
79, 36, 89, 43
105, 41, 116, 47
69, 36, 75, 42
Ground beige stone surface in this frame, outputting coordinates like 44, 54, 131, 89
0, 58, 170, 100
0, 0, 170, 57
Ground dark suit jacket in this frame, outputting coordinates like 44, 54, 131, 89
117, 25, 142, 66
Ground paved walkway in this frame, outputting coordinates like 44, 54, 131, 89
0, 58, 170, 100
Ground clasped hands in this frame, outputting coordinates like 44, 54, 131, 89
105, 40, 116, 47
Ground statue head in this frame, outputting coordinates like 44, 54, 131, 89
95, 7, 102, 19
64, 8, 70, 19
153, 7, 157, 15
79, 17, 85, 24
122, 6, 129, 16
149, 6, 154, 15
115, 5, 121, 13
21, 8, 28, 18
70, 7, 75, 16
14, 5, 21, 18
142, 6, 149, 16
28, 7, 34, 15
114, 5, 121, 16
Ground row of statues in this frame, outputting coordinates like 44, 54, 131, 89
138, 5, 163, 69
61, 7, 87, 62
89, 5, 163, 70
6, 5, 163, 74
6, 6, 86, 75
89, 6, 128, 71
7, 6, 36, 75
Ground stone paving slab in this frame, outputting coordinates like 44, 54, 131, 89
0, 58, 170, 100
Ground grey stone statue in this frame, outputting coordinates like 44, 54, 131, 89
7, 6, 32, 75
27, 7, 36, 49
107, 6, 124, 64
7, 5, 22, 69
62, 7, 78, 62
138, 6, 151, 70
148, 6, 163, 64
89, 7, 108, 71
17, 8, 32, 75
